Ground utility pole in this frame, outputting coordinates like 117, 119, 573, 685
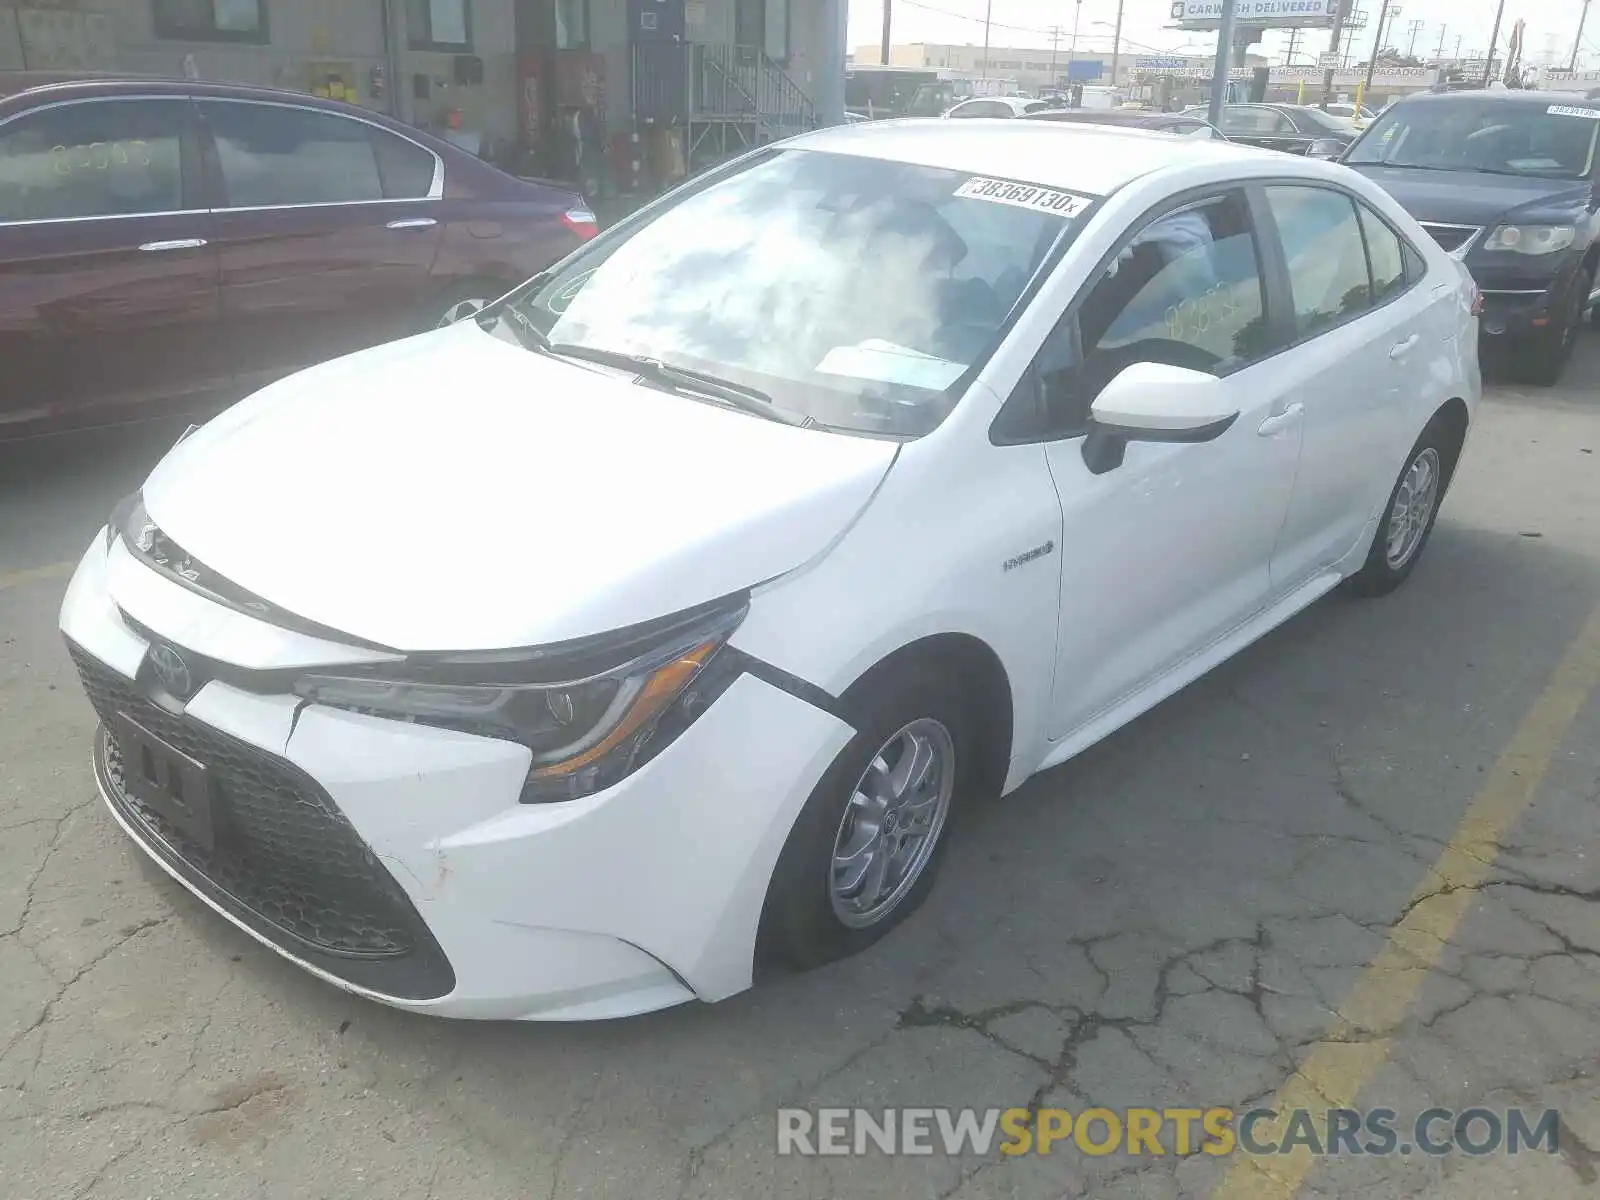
1068, 0, 1084, 83
980, 0, 993, 80
1207, 0, 1237, 127
1109, 0, 1125, 88
1406, 18, 1424, 59
1453, 34, 1462, 60
1047, 25, 1063, 88
880, 0, 891, 64
1482, 0, 1505, 86
1434, 24, 1447, 61
1572, 0, 1592, 72
1363, 0, 1394, 103
1320, 0, 1351, 110
1286, 28, 1301, 65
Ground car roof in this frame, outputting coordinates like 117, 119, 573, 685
789, 118, 1263, 195
0, 70, 174, 100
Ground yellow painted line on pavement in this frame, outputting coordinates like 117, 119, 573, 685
0, 560, 74, 593
1215, 602, 1600, 1200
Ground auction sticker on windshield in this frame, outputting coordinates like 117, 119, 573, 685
1547, 105, 1600, 119
954, 177, 1094, 217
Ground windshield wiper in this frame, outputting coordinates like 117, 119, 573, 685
544, 343, 815, 427
1355, 161, 1460, 172
484, 303, 552, 354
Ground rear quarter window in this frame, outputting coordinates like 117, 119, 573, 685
370, 128, 436, 199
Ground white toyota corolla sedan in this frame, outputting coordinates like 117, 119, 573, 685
61, 119, 1480, 1021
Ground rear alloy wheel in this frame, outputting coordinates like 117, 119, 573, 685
758, 668, 972, 971
1348, 429, 1450, 598
1514, 274, 1587, 387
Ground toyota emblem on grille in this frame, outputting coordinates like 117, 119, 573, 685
148, 644, 193, 698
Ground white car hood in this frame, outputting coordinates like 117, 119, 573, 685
139, 324, 898, 652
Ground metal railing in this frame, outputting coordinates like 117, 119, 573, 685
631, 41, 816, 136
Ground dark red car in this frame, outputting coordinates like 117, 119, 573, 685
0, 75, 596, 438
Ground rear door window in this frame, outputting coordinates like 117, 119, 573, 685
202, 100, 382, 207
0, 98, 188, 222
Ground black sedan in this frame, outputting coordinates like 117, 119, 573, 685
1024, 109, 1227, 139
1182, 103, 1358, 159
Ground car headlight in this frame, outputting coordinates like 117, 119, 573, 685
1482, 224, 1577, 255
293, 598, 749, 802
109, 490, 154, 553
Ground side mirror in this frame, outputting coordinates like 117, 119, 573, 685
1081, 362, 1240, 475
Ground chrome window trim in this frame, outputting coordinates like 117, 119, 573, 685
0, 207, 209, 228
0, 91, 444, 229
196, 97, 445, 203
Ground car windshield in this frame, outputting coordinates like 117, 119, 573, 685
1346, 98, 1600, 179
495, 148, 1095, 438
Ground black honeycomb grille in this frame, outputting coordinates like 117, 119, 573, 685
1419, 223, 1478, 253
69, 641, 453, 1000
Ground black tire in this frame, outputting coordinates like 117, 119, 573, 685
420, 279, 505, 333
757, 666, 975, 973
1513, 273, 1588, 387
1347, 422, 1453, 598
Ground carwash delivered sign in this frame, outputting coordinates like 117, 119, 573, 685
1171, 0, 1339, 27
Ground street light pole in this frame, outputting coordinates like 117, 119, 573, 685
1363, 0, 1393, 103
980, 0, 993, 81
1320, 0, 1350, 110
1207, 0, 1237, 128
1572, 0, 1592, 72
1110, 0, 1125, 88
1482, 0, 1506, 87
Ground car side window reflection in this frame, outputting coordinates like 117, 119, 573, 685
0, 99, 186, 222
1357, 203, 1408, 303
203, 101, 383, 207
995, 191, 1269, 442
1265, 185, 1375, 335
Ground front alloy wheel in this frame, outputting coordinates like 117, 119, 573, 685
758, 667, 973, 971
1515, 274, 1588, 387
436, 296, 490, 329
829, 718, 955, 930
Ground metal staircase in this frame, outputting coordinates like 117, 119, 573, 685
631, 41, 818, 171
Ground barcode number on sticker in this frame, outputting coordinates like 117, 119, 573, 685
954, 177, 1093, 217
1547, 105, 1600, 120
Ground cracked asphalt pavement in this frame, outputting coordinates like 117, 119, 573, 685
4, 342, 1600, 1200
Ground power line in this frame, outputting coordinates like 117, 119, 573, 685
891, 0, 1185, 57
896, 0, 1048, 36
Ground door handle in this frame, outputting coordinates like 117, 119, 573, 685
386, 217, 438, 230
1257, 402, 1304, 437
139, 238, 207, 252
1389, 333, 1421, 360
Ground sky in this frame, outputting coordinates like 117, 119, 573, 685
847, 1, 1598, 71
